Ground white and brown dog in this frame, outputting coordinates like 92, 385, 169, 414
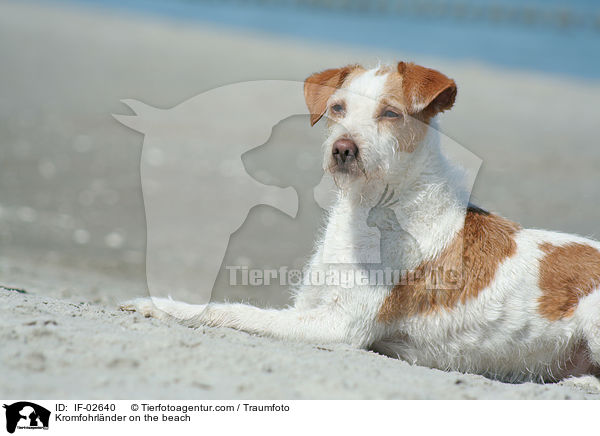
122, 62, 600, 383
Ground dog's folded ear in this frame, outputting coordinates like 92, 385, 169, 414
398, 62, 457, 118
304, 65, 358, 126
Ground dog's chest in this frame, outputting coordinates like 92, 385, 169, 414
321, 201, 383, 265
319, 196, 427, 269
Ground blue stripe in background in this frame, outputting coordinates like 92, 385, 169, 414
53, 0, 600, 79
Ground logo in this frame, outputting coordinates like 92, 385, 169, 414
114, 80, 481, 307
3, 402, 50, 434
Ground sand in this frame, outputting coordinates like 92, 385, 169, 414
2, 257, 600, 400
1, 0, 600, 399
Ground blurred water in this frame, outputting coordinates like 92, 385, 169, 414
60, 0, 600, 78
2, 0, 600, 301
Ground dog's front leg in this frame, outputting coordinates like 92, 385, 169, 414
185, 302, 370, 346
121, 297, 375, 347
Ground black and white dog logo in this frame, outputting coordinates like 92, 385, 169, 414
3, 402, 50, 434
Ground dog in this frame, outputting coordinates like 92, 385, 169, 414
122, 61, 600, 383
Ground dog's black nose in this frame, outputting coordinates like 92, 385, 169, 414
332, 138, 358, 163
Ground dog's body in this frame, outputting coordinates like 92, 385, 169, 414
122, 62, 600, 382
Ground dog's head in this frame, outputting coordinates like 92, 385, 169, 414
304, 62, 456, 186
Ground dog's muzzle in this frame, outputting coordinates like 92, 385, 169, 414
332, 138, 359, 171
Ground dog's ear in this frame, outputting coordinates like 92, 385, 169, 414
398, 62, 457, 118
304, 65, 357, 126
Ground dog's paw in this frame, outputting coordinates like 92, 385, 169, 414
120, 297, 166, 319
120, 297, 206, 321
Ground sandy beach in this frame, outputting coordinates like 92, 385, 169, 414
2, 0, 600, 399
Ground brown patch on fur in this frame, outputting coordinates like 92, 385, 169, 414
378, 206, 521, 322
397, 61, 457, 121
537, 242, 600, 320
380, 63, 456, 153
380, 71, 422, 153
380, 74, 404, 117
304, 65, 363, 126
382, 70, 405, 104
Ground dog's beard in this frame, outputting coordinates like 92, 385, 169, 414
327, 155, 364, 174
323, 130, 401, 188
326, 155, 366, 188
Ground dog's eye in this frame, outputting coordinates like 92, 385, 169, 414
382, 110, 400, 118
331, 104, 344, 114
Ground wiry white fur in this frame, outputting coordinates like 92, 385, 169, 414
121, 66, 600, 383
323, 69, 394, 179
375, 229, 600, 382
